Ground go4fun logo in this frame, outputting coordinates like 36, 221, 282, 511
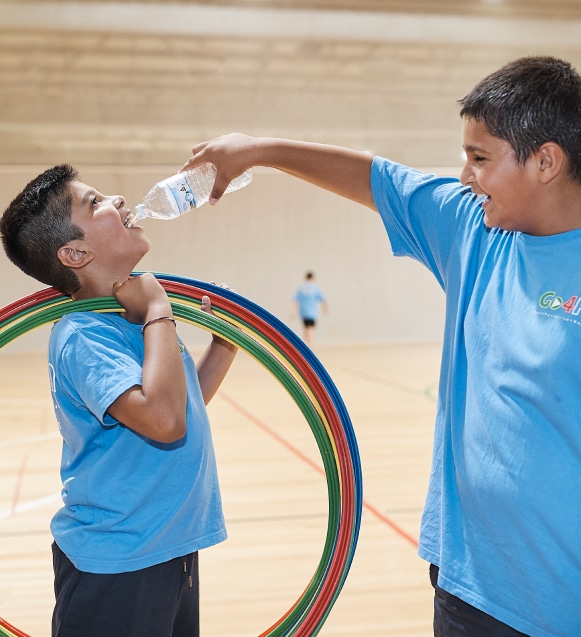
539, 291, 581, 315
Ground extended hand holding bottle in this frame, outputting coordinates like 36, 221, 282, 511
125, 163, 252, 227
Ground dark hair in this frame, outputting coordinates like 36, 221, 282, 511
0, 164, 83, 294
459, 56, 581, 183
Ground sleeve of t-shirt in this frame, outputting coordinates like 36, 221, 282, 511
58, 325, 143, 426
370, 156, 481, 290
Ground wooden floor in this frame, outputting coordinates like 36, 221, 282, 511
0, 340, 441, 636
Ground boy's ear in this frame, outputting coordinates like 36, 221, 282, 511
536, 142, 565, 184
57, 241, 94, 269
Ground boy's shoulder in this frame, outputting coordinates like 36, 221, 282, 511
53, 310, 130, 331
49, 311, 140, 349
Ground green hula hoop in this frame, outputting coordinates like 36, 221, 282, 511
0, 273, 362, 637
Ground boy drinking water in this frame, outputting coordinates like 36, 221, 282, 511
1, 164, 237, 636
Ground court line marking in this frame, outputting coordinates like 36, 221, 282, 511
219, 391, 418, 548
0, 392, 420, 548
0, 492, 60, 520
0, 431, 60, 449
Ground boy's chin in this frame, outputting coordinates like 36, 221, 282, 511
139, 237, 152, 255
483, 214, 495, 228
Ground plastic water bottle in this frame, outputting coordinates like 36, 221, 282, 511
125, 164, 252, 227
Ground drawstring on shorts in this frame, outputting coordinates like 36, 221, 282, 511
183, 555, 193, 588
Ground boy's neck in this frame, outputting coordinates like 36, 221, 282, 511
546, 185, 581, 235
72, 271, 133, 301
525, 179, 581, 236
72, 284, 112, 301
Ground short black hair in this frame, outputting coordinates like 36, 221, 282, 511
0, 164, 83, 294
459, 56, 581, 183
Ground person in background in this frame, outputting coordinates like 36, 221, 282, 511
293, 270, 327, 347
181, 56, 581, 637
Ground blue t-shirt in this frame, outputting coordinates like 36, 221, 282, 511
294, 282, 325, 320
48, 311, 227, 574
371, 157, 581, 637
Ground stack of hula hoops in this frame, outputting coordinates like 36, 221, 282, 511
0, 273, 362, 637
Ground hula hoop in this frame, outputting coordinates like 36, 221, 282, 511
0, 273, 362, 637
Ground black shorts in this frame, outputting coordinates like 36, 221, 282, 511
302, 318, 316, 327
52, 542, 199, 637
430, 564, 529, 637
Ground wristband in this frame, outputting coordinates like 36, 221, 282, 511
141, 316, 177, 333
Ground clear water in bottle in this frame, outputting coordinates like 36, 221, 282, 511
125, 163, 252, 227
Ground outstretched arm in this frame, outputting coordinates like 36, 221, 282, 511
181, 133, 377, 211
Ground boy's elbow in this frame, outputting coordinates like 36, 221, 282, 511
156, 425, 186, 443
150, 411, 187, 443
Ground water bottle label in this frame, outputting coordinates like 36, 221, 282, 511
163, 174, 197, 214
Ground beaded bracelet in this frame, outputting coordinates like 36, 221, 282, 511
141, 316, 177, 333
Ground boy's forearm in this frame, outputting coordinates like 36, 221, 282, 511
141, 318, 187, 414
257, 138, 376, 209
108, 317, 187, 443
184, 133, 377, 211
109, 276, 188, 443
197, 336, 238, 405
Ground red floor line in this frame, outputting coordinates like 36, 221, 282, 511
219, 391, 418, 548
362, 500, 419, 548
219, 392, 326, 477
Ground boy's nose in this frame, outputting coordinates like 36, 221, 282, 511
111, 195, 125, 209
459, 163, 472, 187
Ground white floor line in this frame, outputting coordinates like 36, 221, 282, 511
0, 492, 61, 520
0, 431, 60, 448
